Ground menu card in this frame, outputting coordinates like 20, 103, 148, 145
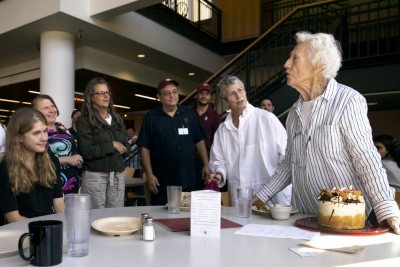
190, 190, 221, 238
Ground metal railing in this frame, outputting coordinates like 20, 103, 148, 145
162, 0, 221, 40
180, 0, 400, 116
261, 0, 311, 32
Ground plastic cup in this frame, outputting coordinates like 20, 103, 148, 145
237, 187, 253, 218
167, 186, 182, 214
64, 194, 91, 257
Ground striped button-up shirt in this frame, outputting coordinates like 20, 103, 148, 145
257, 78, 400, 223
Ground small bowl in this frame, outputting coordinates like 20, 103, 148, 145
269, 204, 292, 220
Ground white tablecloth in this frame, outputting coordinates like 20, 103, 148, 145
1, 206, 400, 267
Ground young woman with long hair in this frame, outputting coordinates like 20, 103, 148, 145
0, 107, 64, 223
77, 77, 129, 208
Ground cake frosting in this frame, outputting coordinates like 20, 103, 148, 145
317, 188, 366, 229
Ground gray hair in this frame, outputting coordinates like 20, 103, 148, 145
295, 32, 342, 79
217, 76, 245, 99
82, 77, 123, 128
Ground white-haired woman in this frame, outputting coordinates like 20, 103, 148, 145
255, 32, 400, 234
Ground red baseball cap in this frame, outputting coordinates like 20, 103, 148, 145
197, 83, 212, 93
157, 78, 179, 92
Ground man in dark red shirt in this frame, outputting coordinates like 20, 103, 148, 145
194, 83, 221, 190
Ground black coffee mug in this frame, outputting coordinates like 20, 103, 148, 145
18, 220, 63, 266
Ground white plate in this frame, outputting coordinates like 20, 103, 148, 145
91, 217, 140, 236
252, 206, 299, 215
0, 230, 27, 257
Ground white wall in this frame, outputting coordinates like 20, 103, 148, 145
77, 46, 198, 95
0, 60, 40, 87
58, 1, 226, 73
0, 0, 59, 34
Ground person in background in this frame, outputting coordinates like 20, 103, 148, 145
254, 31, 400, 234
260, 98, 287, 127
0, 122, 6, 162
68, 109, 81, 140
137, 78, 210, 205
260, 98, 275, 113
193, 82, 221, 190
374, 135, 400, 191
77, 77, 129, 209
127, 127, 138, 145
0, 107, 64, 223
32, 94, 83, 194
208, 76, 290, 206
126, 127, 141, 177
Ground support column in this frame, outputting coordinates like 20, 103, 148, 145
40, 31, 75, 128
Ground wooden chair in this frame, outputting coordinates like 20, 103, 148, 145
124, 168, 151, 206
124, 167, 135, 180
221, 192, 231, 207
395, 192, 400, 208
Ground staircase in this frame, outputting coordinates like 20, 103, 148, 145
180, 0, 400, 117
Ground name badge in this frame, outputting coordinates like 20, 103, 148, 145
178, 128, 189, 135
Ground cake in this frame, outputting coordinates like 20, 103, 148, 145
317, 188, 366, 230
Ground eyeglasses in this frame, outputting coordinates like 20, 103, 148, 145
159, 90, 179, 97
226, 88, 245, 98
93, 91, 111, 97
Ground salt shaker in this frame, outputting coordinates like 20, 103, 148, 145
142, 217, 155, 241
140, 213, 149, 235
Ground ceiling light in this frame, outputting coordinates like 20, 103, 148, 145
28, 90, 83, 95
113, 104, 131, 109
134, 94, 159, 101
124, 114, 127, 118
0, 98, 20, 103
0, 109, 10, 112
367, 102, 378, 106
0, 115, 8, 118
363, 91, 400, 96
21, 102, 31, 105
137, 54, 146, 58
188, 72, 195, 76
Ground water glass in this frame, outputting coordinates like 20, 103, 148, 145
167, 186, 182, 214
64, 194, 92, 257
237, 187, 253, 218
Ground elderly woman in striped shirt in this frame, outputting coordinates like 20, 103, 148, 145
255, 32, 400, 234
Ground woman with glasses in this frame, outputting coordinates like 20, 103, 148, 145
32, 94, 83, 194
77, 77, 129, 208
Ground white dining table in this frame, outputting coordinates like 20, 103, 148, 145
1, 206, 400, 267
